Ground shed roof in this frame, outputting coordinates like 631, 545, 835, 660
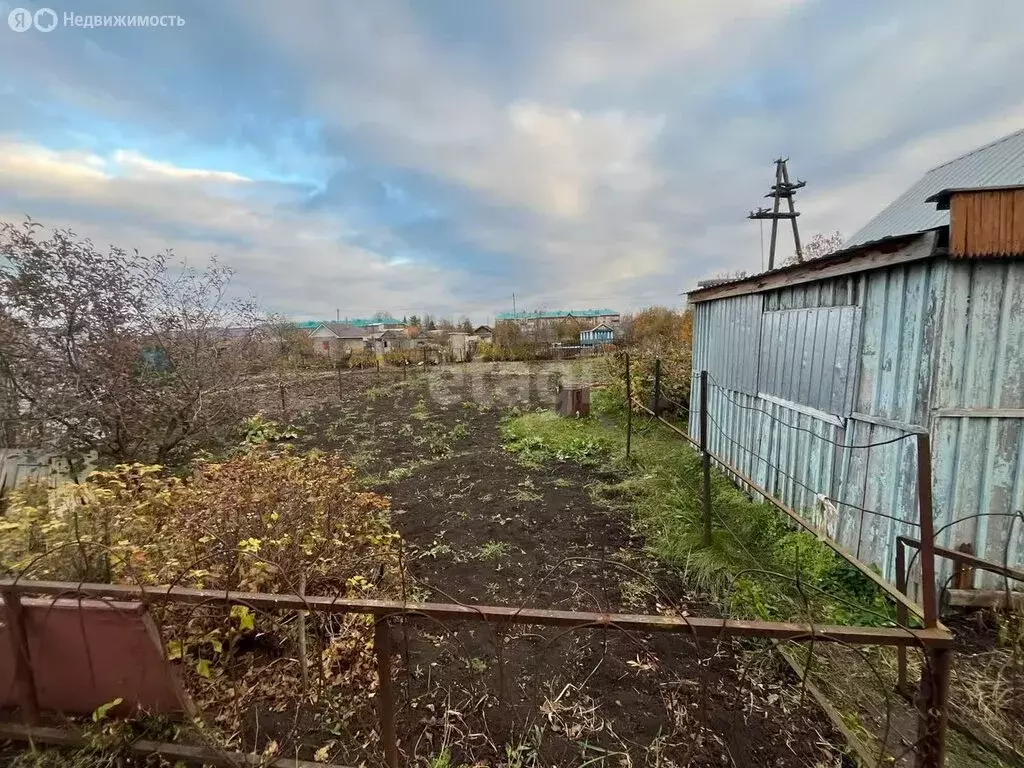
312, 322, 364, 339
846, 128, 1024, 248
370, 328, 406, 339
687, 231, 934, 303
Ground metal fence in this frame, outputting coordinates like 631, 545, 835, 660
0, 573, 952, 767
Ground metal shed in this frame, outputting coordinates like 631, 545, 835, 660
688, 132, 1024, 598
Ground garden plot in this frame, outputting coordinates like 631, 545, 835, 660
294, 365, 842, 767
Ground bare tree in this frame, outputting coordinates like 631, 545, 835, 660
800, 231, 845, 262
0, 220, 263, 469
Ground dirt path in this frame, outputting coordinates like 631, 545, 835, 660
294, 369, 840, 767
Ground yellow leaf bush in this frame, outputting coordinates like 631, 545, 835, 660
0, 448, 405, 760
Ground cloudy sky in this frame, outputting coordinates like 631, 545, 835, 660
1, 1, 1022, 322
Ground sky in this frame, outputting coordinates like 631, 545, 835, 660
1, 1, 1023, 323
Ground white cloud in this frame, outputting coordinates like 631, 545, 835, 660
0, 139, 109, 183
0, 138, 473, 319
111, 150, 251, 183
541, 0, 811, 88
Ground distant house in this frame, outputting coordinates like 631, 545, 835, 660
309, 323, 365, 358
473, 325, 493, 341
579, 323, 615, 347
371, 328, 409, 354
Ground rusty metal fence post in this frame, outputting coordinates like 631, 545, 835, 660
915, 647, 952, 768
374, 618, 398, 768
913, 431, 948, 767
895, 538, 910, 696
699, 370, 712, 546
624, 353, 632, 460
915, 433, 938, 629
2, 589, 39, 725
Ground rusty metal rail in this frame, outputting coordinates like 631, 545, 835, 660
0, 579, 950, 646
898, 535, 1024, 584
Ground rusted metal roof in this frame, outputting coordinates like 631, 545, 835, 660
847, 128, 1024, 248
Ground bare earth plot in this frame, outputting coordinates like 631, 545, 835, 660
294, 365, 841, 767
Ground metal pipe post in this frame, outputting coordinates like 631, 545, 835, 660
375, 618, 398, 768
916, 433, 938, 628
915, 647, 952, 768
624, 353, 632, 460
895, 539, 910, 695
2, 589, 39, 724
700, 370, 712, 546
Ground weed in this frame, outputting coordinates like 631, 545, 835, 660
504, 725, 543, 768
501, 414, 609, 467
386, 465, 414, 482
511, 485, 542, 502
468, 657, 488, 674
475, 540, 510, 561
422, 536, 459, 561
428, 748, 471, 768
412, 397, 431, 421
240, 412, 299, 445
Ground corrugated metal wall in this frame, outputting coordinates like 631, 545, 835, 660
689, 249, 1024, 592
931, 258, 1024, 587
837, 256, 948, 582
759, 306, 861, 415
692, 294, 762, 395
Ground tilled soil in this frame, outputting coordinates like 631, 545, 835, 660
295, 368, 840, 767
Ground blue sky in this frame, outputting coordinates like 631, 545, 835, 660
1, 0, 1023, 322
